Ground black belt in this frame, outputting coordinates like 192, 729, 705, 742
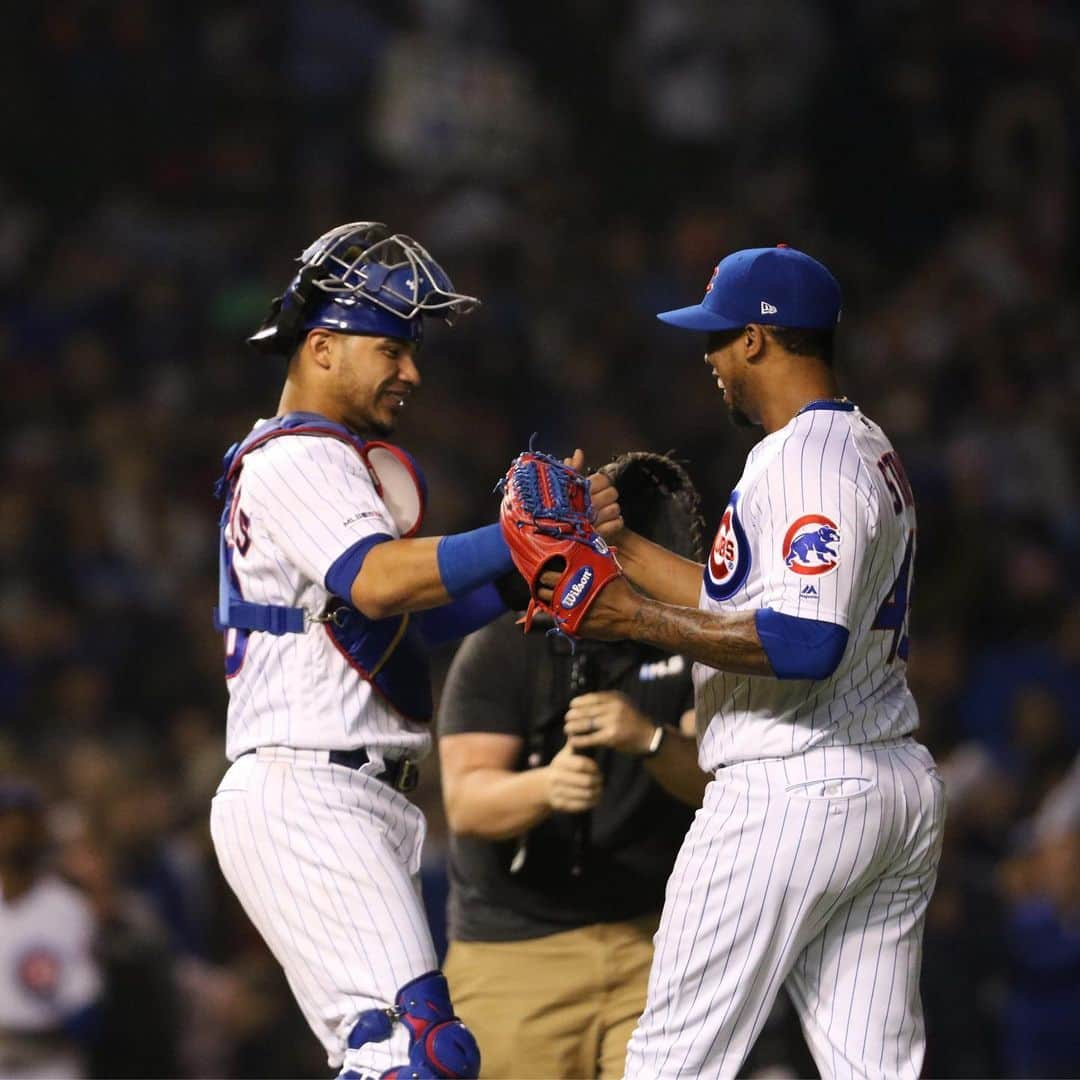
240, 748, 419, 793
328, 748, 419, 792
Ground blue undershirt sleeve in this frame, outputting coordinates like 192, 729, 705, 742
754, 608, 849, 681
414, 583, 508, 647
324, 533, 394, 600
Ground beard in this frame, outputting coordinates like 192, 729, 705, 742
344, 393, 398, 438
721, 384, 756, 428
366, 414, 395, 438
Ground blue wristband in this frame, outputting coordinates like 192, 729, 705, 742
437, 525, 514, 599
755, 608, 849, 680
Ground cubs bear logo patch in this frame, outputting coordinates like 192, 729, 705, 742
783, 514, 840, 576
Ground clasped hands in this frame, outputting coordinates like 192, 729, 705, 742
544, 691, 661, 813
534, 448, 638, 639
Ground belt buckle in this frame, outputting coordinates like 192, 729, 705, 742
394, 759, 419, 793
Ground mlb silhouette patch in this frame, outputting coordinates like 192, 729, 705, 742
783, 514, 840, 576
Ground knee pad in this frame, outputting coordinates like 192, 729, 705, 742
346, 970, 480, 1080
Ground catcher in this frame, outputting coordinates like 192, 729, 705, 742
438, 452, 709, 1080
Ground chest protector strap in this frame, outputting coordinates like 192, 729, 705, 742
213, 411, 433, 722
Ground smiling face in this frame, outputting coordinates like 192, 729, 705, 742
704, 329, 756, 428
335, 334, 420, 437
295, 331, 421, 437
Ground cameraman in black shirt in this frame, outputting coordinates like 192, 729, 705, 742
437, 454, 709, 1079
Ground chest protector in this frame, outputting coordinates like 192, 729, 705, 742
213, 411, 433, 723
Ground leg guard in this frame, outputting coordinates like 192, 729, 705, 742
345, 971, 480, 1080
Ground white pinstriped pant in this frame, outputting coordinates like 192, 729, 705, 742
625, 738, 945, 1080
210, 748, 437, 1076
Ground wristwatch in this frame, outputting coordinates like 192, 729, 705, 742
644, 724, 667, 758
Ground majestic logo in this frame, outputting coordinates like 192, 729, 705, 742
561, 567, 593, 609
783, 514, 840, 575
760, 300, 778, 315
704, 495, 751, 601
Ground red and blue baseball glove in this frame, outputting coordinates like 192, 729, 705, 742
497, 442, 622, 637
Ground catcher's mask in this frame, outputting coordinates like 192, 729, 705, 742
599, 451, 705, 563
247, 222, 480, 356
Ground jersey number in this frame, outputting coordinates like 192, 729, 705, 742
224, 624, 251, 679
872, 530, 914, 663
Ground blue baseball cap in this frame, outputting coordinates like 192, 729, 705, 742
658, 245, 842, 332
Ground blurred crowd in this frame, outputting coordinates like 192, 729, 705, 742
1, 1, 1077, 1076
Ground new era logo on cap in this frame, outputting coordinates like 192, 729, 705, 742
657, 245, 842, 333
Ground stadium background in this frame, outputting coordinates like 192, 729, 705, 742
1, 2, 1077, 1076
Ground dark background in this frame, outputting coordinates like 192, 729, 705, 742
1, 2, 1077, 1076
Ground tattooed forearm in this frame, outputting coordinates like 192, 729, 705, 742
612, 531, 703, 608
627, 597, 774, 677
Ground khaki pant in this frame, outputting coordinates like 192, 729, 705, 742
444, 914, 659, 1080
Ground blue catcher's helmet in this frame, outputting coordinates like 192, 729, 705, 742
248, 222, 480, 355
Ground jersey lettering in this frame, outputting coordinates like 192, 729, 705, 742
223, 482, 252, 677
877, 450, 914, 515
227, 483, 252, 556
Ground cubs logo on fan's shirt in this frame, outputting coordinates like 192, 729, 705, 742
17, 946, 61, 999
0, 875, 101, 1078
695, 402, 919, 770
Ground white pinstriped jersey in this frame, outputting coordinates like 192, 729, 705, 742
0, 875, 101, 1078
222, 425, 431, 763
696, 403, 919, 771
0, 877, 100, 1032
